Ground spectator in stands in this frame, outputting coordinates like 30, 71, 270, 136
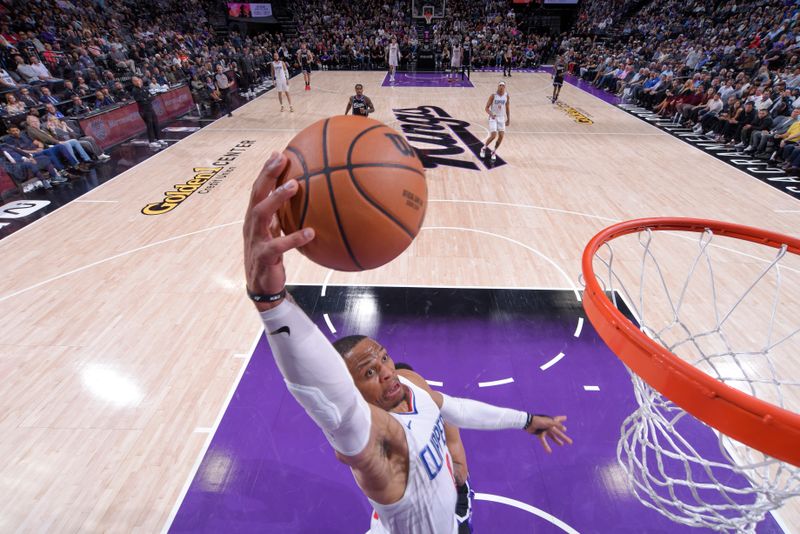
18, 87, 39, 108
747, 108, 800, 159
111, 81, 129, 101
0, 66, 18, 90
131, 76, 165, 149
69, 95, 90, 116
1, 124, 75, 176
93, 89, 115, 109
75, 76, 91, 96
27, 55, 59, 82
43, 103, 64, 120
5, 92, 27, 115
38, 86, 60, 105
61, 79, 78, 99
737, 108, 773, 149
0, 143, 62, 189
44, 112, 111, 162
24, 113, 93, 170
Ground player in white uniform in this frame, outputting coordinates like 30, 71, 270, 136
481, 81, 510, 162
387, 37, 401, 82
242, 152, 573, 534
270, 52, 293, 112
450, 42, 462, 79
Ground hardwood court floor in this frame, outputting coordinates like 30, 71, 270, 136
0, 71, 797, 532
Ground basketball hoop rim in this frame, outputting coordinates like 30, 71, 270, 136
581, 217, 800, 467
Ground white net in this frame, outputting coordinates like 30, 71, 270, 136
591, 226, 800, 533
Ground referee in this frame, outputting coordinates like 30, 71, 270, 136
215, 64, 234, 118
131, 76, 165, 149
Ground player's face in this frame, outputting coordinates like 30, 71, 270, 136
345, 338, 404, 410
497, 84, 505, 94
355, 85, 363, 95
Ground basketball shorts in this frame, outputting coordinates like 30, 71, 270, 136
302, 65, 311, 73
488, 117, 506, 132
553, 76, 564, 87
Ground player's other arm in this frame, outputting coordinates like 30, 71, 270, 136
345, 96, 352, 115
398, 370, 572, 453
506, 94, 511, 125
244, 153, 403, 499
444, 422, 468, 485
365, 96, 375, 114
485, 94, 494, 118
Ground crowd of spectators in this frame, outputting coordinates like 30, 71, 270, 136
557, 0, 800, 170
3, 0, 800, 191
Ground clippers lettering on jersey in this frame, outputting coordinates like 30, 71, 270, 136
392, 106, 506, 170
419, 414, 448, 480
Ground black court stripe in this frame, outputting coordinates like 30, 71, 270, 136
345, 125, 417, 239
285, 145, 311, 229
322, 118, 363, 270
295, 162, 426, 181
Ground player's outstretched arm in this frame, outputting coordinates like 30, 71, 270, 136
244, 153, 404, 500
398, 369, 572, 454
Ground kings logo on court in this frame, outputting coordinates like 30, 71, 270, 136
392, 106, 507, 170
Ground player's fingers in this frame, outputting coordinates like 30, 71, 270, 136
265, 227, 315, 257
251, 178, 298, 235
249, 152, 286, 206
539, 434, 552, 454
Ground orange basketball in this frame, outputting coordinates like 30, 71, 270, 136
277, 116, 427, 271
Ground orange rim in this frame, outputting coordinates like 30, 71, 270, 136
581, 217, 800, 466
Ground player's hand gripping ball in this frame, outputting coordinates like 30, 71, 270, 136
276, 116, 427, 271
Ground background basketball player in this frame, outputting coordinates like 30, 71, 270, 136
271, 52, 292, 112
243, 152, 571, 533
552, 59, 566, 103
481, 81, 510, 162
450, 41, 462, 79
387, 37, 400, 82
297, 43, 314, 91
344, 83, 375, 117
502, 46, 513, 77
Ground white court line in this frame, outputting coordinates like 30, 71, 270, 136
421, 226, 581, 302
540, 352, 565, 371
474, 493, 580, 534
573, 318, 584, 338
73, 199, 119, 204
320, 269, 334, 297
0, 219, 243, 303
427, 199, 619, 223
323, 313, 337, 334
774, 210, 800, 213
478, 377, 514, 388
426, 380, 444, 387
232, 353, 247, 359
583, 385, 600, 392
162, 328, 262, 533
193, 427, 213, 433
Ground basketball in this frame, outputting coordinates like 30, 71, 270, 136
277, 116, 427, 271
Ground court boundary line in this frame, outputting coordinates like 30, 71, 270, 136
161, 328, 264, 533
0, 220, 243, 303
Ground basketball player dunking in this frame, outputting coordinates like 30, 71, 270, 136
344, 83, 375, 117
552, 59, 566, 103
271, 52, 293, 112
297, 43, 314, 91
243, 152, 572, 534
387, 37, 401, 82
481, 81, 510, 162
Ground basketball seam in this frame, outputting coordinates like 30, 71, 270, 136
286, 145, 311, 229
286, 163, 426, 181
322, 118, 364, 270
345, 126, 416, 239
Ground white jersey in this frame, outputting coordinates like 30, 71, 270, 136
272, 60, 289, 91
451, 46, 462, 68
388, 43, 400, 67
489, 92, 508, 121
368, 377, 458, 534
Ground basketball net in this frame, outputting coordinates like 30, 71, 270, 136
424, 12, 433, 25
586, 223, 800, 533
